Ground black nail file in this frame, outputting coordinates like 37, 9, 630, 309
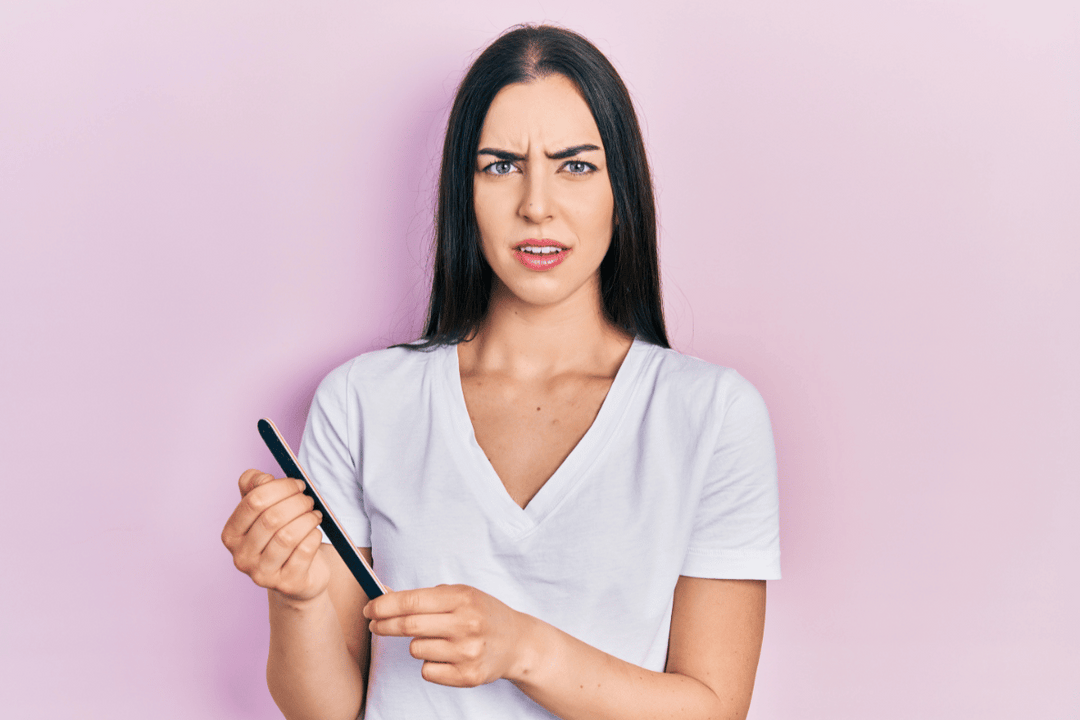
258, 418, 387, 599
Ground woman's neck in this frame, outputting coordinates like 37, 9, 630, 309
459, 276, 632, 379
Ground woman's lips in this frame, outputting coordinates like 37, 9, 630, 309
514, 240, 569, 271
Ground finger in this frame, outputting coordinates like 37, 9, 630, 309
273, 525, 325, 596
223, 477, 308, 545
238, 469, 276, 497
259, 508, 324, 575
408, 637, 458, 663
241, 491, 317, 557
364, 585, 467, 620
281, 525, 324, 572
252, 471, 279, 489
370, 612, 457, 639
226, 489, 314, 568
420, 661, 476, 688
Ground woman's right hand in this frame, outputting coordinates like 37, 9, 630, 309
221, 469, 330, 602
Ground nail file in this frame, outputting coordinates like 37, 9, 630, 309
257, 418, 387, 599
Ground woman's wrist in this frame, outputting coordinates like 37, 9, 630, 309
507, 611, 555, 689
268, 586, 331, 613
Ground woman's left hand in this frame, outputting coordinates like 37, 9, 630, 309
364, 584, 534, 687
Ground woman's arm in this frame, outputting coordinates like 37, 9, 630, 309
222, 470, 370, 720
519, 577, 765, 720
365, 576, 765, 720
266, 546, 372, 720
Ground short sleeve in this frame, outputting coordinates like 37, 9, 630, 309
297, 359, 371, 548
681, 373, 781, 580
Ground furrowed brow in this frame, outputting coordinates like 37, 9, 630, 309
547, 144, 601, 160
477, 148, 526, 162
476, 144, 602, 162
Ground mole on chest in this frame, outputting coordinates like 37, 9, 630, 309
463, 378, 612, 508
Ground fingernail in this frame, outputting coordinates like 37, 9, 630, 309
296, 479, 306, 492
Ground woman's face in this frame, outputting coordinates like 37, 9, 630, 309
473, 74, 615, 310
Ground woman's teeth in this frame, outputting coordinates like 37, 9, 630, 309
519, 246, 562, 254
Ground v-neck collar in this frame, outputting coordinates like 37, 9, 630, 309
435, 338, 651, 539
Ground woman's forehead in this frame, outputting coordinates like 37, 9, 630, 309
478, 75, 604, 152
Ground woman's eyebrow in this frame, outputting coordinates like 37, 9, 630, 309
477, 148, 525, 161
548, 144, 601, 159
476, 144, 602, 162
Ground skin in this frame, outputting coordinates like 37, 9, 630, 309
221, 74, 766, 720
464, 73, 628, 509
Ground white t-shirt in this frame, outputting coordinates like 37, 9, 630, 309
298, 338, 780, 719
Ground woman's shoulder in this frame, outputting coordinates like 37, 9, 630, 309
314, 342, 452, 400
639, 342, 762, 400
632, 341, 771, 434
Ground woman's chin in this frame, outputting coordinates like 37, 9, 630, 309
493, 275, 602, 314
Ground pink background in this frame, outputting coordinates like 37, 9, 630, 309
2, 1, 1077, 717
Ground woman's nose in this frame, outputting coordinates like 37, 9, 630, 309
518, 171, 554, 224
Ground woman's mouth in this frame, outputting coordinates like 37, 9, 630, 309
514, 241, 570, 271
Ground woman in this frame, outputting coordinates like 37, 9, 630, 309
222, 24, 780, 720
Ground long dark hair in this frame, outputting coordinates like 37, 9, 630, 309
416, 24, 668, 349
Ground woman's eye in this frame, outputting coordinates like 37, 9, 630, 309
564, 161, 593, 175
486, 161, 516, 175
